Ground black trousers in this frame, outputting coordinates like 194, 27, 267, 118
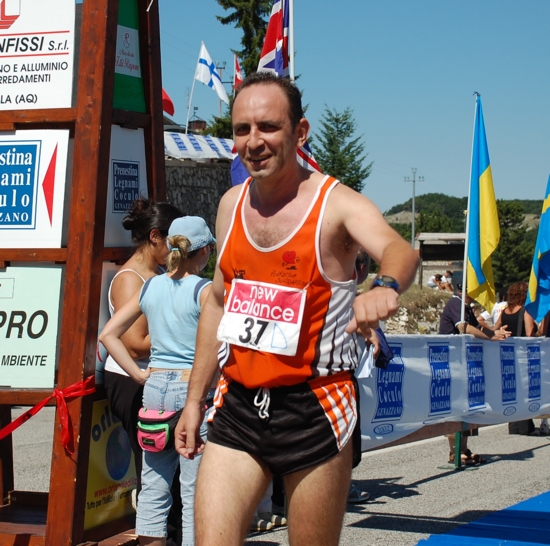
508, 419, 535, 435
104, 370, 144, 490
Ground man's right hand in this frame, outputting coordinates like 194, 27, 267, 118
346, 287, 400, 337
175, 401, 206, 459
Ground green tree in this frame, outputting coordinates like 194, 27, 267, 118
216, 0, 272, 77
210, 1, 272, 137
389, 222, 412, 243
416, 210, 454, 233
311, 106, 372, 193
205, 96, 234, 138
491, 200, 536, 289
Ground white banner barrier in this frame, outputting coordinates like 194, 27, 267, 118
359, 335, 550, 451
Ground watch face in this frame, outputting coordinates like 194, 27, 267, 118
373, 276, 399, 290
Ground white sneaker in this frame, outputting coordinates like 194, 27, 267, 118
347, 484, 371, 504
258, 511, 287, 527
249, 515, 273, 532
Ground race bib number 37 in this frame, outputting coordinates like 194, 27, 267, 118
217, 279, 307, 356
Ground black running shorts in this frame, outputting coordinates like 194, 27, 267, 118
207, 372, 359, 475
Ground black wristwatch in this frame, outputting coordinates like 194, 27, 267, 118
371, 275, 399, 292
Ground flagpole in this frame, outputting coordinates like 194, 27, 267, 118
288, 0, 295, 81
185, 42, 202, 134
233, 53, 236, 97
460, 93, 479, 326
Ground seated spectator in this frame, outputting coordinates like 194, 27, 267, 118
439, 283, 510, 339
427, 273, 454, 292
427, 273, 440, 288
441, 269, 454, 292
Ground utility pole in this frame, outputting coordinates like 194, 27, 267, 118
404, 168, 424, 247
216, 61, 227, 117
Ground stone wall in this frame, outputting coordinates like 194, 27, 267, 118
165, 160, 232, 231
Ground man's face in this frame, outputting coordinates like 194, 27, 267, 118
232, 84, 308, 182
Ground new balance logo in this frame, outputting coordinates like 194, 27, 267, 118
0, 0, 20, 30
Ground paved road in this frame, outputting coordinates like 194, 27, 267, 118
11, 407, 550, 545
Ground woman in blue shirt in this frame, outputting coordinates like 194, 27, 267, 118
100, 216, 215, 546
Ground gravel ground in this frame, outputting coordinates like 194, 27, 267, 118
11, 406, 54, 492
11, 408, 550, 545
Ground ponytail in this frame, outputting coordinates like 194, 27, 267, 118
166, 235, 191, 272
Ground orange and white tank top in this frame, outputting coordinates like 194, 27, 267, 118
216, 175, 359, 389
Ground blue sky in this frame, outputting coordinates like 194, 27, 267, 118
157, 1, 549, 214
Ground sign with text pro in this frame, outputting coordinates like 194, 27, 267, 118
0, 266, 62, 389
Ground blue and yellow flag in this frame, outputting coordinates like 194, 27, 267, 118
466, 95, 500, 312
525, 175, 550, 323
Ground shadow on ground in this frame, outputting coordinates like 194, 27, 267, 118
348, 508, 493, 536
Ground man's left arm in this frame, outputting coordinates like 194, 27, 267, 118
330, 185, 419, 336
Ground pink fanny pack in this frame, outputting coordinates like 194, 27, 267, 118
137, 408, 182, 452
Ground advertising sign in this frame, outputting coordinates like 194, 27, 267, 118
0, 266, 62, 389
527, 344, 541, 401
104, 125, 147, 247
84, 398, 136, 530
0, 0, 75, 110
428, 343, 451, 416
0, 129, 69, 248
358, 335, 550, 452
372, 344, 404, 423
466, 343, 485, 410
500, 344, 516, 405
113, 0, 146, 113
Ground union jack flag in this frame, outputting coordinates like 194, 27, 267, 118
297, 141, 321, 172
257, 0, 289, 77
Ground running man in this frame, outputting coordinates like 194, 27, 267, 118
175, 71, 419, 546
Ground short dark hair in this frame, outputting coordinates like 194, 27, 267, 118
355, 248, 371, 285
234, 71, 304, 129
122, 197, 183, 247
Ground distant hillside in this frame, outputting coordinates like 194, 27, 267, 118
385, 193, 542, 219
385, 194, 466, 226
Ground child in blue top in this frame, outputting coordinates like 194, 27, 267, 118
100, 216, 215, 546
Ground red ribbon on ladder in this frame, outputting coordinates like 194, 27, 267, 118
0, 375, 96, 454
